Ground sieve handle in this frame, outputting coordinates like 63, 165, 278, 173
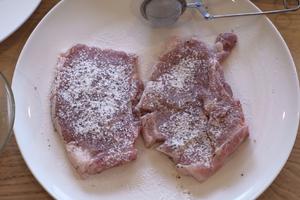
188, 0, 300, 20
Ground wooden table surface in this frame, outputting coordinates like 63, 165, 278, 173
0, 1, 299, 199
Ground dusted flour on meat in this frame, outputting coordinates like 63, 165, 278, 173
139, 33, 249, 182
51, 44, 143, 178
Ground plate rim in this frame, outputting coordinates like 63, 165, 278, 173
11, 0, 300, 199
0, 0, 41, 43
245, 1, 300, 199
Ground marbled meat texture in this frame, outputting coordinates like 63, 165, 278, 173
138, 33, 249, 182
51, 44, 143, 178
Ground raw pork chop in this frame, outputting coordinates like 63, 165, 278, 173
51, 44, 143, 178
138, 33, 249, 182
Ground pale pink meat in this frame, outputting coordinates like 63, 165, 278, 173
51, 44, 143, 178
138, 33, 249, 182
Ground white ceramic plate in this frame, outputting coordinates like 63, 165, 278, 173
12, 0, 300, 200
0, 0, 41, 42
